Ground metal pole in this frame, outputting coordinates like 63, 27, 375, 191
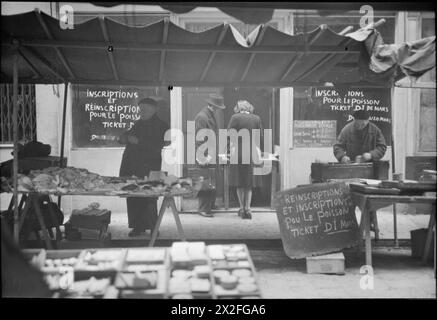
12, 52, 19, 243
58, 82, 68, 208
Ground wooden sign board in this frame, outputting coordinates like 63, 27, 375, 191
275, 182, 360, 259
293, 120, 337, 147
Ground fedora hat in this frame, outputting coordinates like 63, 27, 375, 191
205, 94, 226, 109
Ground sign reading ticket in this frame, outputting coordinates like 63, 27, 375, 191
275, 182, 360, 259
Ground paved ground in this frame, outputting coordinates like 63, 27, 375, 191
57, 207, 436, 299
252, 247, 435, 298
103, 207, 430, 241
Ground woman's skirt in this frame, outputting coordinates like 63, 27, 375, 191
228, 164, 263, 188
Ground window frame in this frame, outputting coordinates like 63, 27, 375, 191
414, 12, 436, 155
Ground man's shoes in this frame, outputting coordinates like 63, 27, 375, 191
198, 211, 214, 218
128, 228, 146, 237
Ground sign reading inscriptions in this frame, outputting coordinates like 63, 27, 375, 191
72, 85, 169, 148
293, 120, 337, 147
275, 182, 360, 259
293, 87, 392, 146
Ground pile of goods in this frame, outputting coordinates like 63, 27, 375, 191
2, 166, 193, 196
208, 244, 260, 297
124, 248, 166, 272
57, 277, 112, 298
75, 249, 125, 274
168, 242, 212, 298
22, 242, 261, 299
116, 247, 167, 298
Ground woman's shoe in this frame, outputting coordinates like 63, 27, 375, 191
238, 208, 244, 217
242, 209, 252, 220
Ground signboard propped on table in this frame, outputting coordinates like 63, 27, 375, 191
275, 182, 360, 259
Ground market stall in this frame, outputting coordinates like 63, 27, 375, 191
1, 166, 195, 248
1, 9, 435, 271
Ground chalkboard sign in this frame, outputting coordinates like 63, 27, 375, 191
293, 120, 337, 147
275, 182, 360, 259
293, 87, 392, 146
72, 85, 170, 148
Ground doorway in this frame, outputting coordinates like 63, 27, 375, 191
180, 87, 280, 211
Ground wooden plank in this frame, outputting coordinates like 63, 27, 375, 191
12, 53, 19, 243
18, 51, 40, 79
158, 18, 169, 82
149, 197, 169, 247
200, 24, 230, 82
239, 25, 268, 82
280, 25, 328, 82
99, 16, 119, 81
18, 45, 66, 82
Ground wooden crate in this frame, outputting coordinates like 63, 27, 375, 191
306, 252, 345, 275
411, 228, 434, 261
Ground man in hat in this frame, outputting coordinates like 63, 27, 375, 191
194, 94, 226, 217
334, 109, 387, 163
119, 97, 169, 237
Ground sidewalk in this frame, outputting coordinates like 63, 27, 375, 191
106, 208, 431, 241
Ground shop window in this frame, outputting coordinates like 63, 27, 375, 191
0, 84, 36, 144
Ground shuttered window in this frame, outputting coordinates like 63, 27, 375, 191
0, 84, 36, 144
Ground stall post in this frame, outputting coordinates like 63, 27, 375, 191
390, 84, 399, 247
12, 49, 19, 243
58, 82, 69, 207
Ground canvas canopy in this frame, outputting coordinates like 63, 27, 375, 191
2, 10, 423, 88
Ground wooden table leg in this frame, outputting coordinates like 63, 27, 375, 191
393, 203, 399, 247
224, 165, 229, 210
47, 196, 63, 242
31, 196, 53, 250
270, 161, 277, 209
18, 194, 31, 233
7, 194, 15, 212
149, 197, 169, 247
422, 207, 435, 264
169, 197, 186, 241
363, 203, 372, 267
357, 205, 364, 253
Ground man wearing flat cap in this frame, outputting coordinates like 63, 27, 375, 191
119, 96, 169, 237
194, 94, 226, 218
334, 109, 387, 163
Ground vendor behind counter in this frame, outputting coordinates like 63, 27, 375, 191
310, 109, 389, 183
333, 109, 387, 164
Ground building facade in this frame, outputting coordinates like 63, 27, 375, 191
1, 3, 435, 214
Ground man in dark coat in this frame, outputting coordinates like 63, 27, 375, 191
333, 109, 387, 163
194, 94, 226, 217
333, 109, 387, 237
119, 97, 169, 237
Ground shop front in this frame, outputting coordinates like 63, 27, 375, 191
1, 2, 435, 301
